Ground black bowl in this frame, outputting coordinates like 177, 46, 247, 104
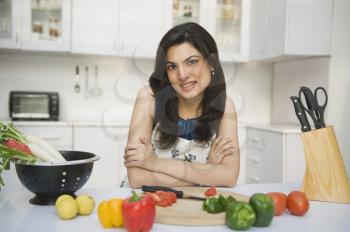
15, 151, 99, 205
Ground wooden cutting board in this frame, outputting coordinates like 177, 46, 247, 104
154, 187, 249, 226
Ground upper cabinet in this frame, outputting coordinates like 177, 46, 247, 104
118, 0, 168, 58
21, 0, 71, 51
71, 0, 119, 56
249, 0, 333, 61
207, 0, 249, 62
0, 0, 21, 49
0, 0, 333, 62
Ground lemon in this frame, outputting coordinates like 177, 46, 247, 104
55, 194, 74, 208
76, 194, 95, 215
56, 198, 78, 220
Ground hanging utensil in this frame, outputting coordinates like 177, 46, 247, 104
74, 66, 81, 93
84, 66, 89, 99
89, 65, 102, 98
298, 86, 328, 129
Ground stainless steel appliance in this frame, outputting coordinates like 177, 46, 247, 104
9, 91, 59, 121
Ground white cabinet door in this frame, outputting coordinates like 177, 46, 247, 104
21, 0, 71, 51
207, 0, 251, 62
116, 126, 129, 186
284, 133, 305, 182
250, 0, 332, 61
73, 125, 122, 189
119, 0, 168, 58
15, 125, 73, 150
71, 0, 119, 55
0, 0, 21, 49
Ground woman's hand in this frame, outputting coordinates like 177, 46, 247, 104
208, 135, 236, 164
124, 137, 157, 170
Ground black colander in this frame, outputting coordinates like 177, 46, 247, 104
15, 150, 99, 206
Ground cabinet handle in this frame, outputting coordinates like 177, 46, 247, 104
249, 157, 260, 164
120, 42, 124, 52
36, 134, 61, 140
250, 137, 261, 143
249, 176, 260, 183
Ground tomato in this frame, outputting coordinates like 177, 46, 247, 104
167, 192, 177, 203
156, 191, 172, 207
148, 193, 161, 204
287, 191, 309, 216
205, 186, 217, 197
266, 192, 287, 216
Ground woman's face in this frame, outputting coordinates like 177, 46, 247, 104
166, 42, 212, 102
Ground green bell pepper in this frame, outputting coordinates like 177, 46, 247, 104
202, 197, 224, 213
218, 194, 237, 211
249, 193, 274, 227
225, 201, 256, 231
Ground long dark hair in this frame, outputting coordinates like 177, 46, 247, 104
149, 22, 226, 149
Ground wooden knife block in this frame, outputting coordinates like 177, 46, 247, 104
301, 126, 350, 203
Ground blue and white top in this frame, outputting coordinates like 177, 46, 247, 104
120, 117, 213, 187
152, 117, 213, 164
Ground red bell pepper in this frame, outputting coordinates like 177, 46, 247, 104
122, 190, 156, 232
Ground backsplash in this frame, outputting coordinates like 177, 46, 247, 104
0, 51, 273, 124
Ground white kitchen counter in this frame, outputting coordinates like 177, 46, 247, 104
247, 124, 301, 134
6, 120, 130, 127
0, 183, 349, 232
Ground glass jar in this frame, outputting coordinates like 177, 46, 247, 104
49, 17, 59, 40
32, 21, 43, 41
222, 0, 234, 21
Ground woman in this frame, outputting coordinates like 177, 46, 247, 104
123, 22, 239, 188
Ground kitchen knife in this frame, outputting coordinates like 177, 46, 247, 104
141, 185, 207, 201
290, 96, 311, 132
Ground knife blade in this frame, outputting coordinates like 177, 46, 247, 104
141, 185, 207, 201
290, 96, 311, 132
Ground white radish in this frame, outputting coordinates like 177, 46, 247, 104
26, 134, 66, 161
27, 143, 58, 162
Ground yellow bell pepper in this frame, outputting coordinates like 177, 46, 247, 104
97, 198, 124, 228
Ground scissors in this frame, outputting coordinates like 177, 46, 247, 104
298, 86, 328, 129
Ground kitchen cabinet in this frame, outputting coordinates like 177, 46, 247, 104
167, 0, 249, 62
246, 125, 305, 184
71, 0, 119, 56
73, 124, 129, 189
118, 0, 168, 58
206, 0, 250, 62
21, 0, 71, 51
169, 0, 208, 28
249, 0, 332, 61
0, 0, 21, 49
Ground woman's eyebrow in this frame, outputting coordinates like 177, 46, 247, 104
184, 55, 199, 62
166, 55, 200, 64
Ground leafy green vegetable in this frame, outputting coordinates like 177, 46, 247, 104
0, 122, 37, 190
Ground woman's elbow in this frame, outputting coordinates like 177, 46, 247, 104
127, 168, 142, 189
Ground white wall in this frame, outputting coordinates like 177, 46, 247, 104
272, 57, 330, 124
0, 51, 273, 125
328, 0, 350, 175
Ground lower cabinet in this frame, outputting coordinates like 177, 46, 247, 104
246, 126, 305, 184
73, 125, 129, 189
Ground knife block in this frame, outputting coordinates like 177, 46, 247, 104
300, 126, 350, 204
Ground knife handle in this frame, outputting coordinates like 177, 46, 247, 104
141, 185, 184, 198
290, 96, 311, 132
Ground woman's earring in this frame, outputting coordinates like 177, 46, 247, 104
211, 70, 215, 77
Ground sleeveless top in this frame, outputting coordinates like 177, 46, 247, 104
120, 117, 214, 188
152, 117, 213, 164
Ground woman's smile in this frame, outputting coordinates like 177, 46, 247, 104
180, 81, 197, 91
